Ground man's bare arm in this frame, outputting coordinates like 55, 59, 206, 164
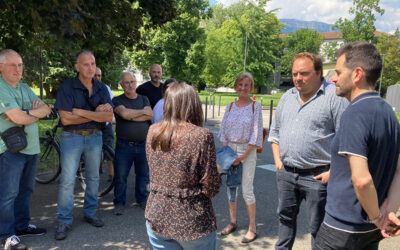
271, 142, 283, 170
114, 105, 153, 121
348, 155, 380, 222
29, 99, 51, 118
58, 110, 92, 126
5, 108, 38, 125
72, 108, 113, 123
378, 155, 400, 237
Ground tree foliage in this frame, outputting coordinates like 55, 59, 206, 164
321, 41, 340, 63
130, 0, 209, 89
0, 0, 177, 97
202, 1, 282, 90
333, 0, 384, 43
280, 29, 323, 75
376, 34, 400, 95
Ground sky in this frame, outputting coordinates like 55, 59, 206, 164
210, 0, 400, 33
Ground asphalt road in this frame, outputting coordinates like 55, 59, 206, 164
23, 109, 400, 249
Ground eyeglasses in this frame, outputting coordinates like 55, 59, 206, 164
94, 74, 102, 77
0, 63, 23, 69
123, 81, 136, 85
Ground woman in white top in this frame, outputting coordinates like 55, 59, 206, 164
218, 73, 263, 244
152, 78, 177, 123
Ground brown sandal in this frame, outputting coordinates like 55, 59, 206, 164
241, 228, 257, 243
221, 222, 238, 236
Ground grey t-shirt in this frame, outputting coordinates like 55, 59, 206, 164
112, 94, 150, 142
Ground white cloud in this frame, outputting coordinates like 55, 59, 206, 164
216, 0, 400, 33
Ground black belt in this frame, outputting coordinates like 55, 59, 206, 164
284, 165, 330, 174
63, 128, 100, 136
118, 138, 145, 146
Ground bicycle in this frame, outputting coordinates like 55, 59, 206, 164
35, 109, 115, 197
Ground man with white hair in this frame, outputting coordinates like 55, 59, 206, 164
112, 72, 153, 215
0, 49, 51, 250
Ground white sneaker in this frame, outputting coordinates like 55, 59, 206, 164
2, 235, 27, 250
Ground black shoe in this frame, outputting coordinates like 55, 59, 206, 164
55, 223, 71, 241
84, 215, 104, 227
2, 235, 27, 250
113, 205, 124, 216
138, 202, 146, 210
16, 224, 47, 237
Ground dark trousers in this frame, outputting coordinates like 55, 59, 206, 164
113, 138, 149, 205
0, 152, 37, 240
275, 167, 327, 250
314, 222, 383, 250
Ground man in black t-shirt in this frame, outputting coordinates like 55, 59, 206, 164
112, 71, 153, 215
136, 64, 163, 108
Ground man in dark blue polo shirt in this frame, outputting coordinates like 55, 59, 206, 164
54, 50, 113, 240
315, 42, 400, 249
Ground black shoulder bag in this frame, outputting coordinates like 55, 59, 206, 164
1, 126, 27, 153
1, 85, 28, 153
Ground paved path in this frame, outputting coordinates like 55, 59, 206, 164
24, 108, 400, 249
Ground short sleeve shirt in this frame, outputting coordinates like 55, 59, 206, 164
113, 94, 151, 142
325, 91, 400, 232
55, 77, 113, 130
136, 81, 163, 109
0, 77, 40, 154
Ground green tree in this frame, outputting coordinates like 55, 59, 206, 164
321, 41, 340, 63
131, 0, 210, 89
203, 1, 282, 90
394, 27, 400, 39
0, 0, 177, 98
376, 34, 400, 95
280, 29, 323, 75
333, 0, 384, 43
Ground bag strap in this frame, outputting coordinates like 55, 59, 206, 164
229, 96, 257, 113
228, 102, 234, 112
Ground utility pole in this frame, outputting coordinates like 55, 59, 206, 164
243, 20, 252, 72
378, 54, 385, 96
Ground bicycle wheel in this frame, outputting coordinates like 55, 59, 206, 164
98, 144, 115, 197
35, 138, 61, 184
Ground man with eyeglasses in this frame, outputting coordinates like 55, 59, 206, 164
54, 50, 113, 240
268, 52, 348, 249
0, 49, 51, 250
94, 67, 115, 181
136, 64, 163, 109
112, 71, 153, 215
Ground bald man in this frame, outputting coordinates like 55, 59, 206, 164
136, 64, 163, 109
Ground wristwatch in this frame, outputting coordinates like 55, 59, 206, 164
368, 212, 382, 224
22, 109, 29, 115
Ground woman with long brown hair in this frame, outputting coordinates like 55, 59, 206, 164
145, 82, 221, 249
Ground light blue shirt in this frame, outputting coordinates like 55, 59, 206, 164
268, 80, 348, 169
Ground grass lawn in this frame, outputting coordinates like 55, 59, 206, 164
199, 91, 283, 107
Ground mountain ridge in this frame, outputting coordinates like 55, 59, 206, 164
280, 18, 340, 34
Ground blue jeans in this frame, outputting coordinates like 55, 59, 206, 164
57, 131, 102, 224
275, 167, 327, 250
113, 138, 149, 206
314, 222, 383, 250
146, 221, 216, 250
0, 152, 37, 240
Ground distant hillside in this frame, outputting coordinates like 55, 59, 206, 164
280, 19, 340, 34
